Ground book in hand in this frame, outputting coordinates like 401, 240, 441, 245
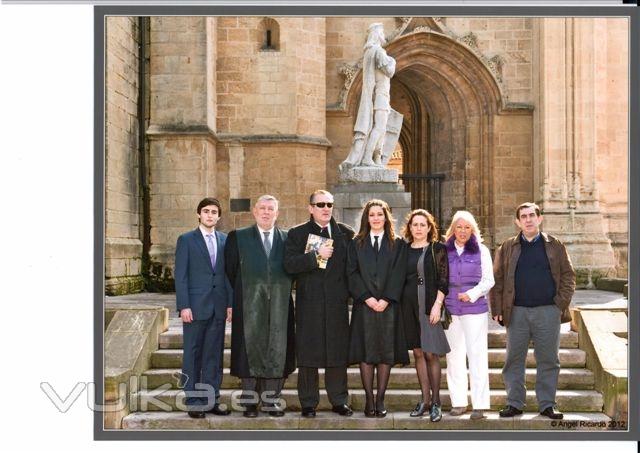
305, 234, 334, 269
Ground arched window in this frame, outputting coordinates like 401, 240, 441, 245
259, 17, 280, 51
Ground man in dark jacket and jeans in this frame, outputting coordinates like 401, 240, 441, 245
490, 202, 575, 420
284, 190, 355, 418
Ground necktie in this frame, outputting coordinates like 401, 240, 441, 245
206, 233, 216, 269
320, 226, 330, 238
373, 235, 380, 254
263, 231, 271, 256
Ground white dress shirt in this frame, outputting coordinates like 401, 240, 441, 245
369, 230, 385, 248
199, 225, 217, 258
257, 225, 275, 250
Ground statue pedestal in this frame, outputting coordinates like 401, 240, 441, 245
332, 179, 412, 232
338, 166, 399, 183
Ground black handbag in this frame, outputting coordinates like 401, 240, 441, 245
431, 244, 452, 330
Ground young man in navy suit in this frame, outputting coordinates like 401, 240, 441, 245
175, 197, 233, 419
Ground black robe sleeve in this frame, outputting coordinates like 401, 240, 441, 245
225, 230, 239, 288
347, 239, 373, 304
381, 239, 407, 304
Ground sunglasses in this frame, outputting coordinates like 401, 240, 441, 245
311, 202, 334, 208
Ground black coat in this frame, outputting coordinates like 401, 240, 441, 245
284, 218, 355, 367
347, 235, 409, 365
225, 226, 296, 379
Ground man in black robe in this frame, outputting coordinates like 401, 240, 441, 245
284, 190, 355, 417
225, 195, 295, 417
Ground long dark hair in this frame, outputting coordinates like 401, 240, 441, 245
354, 199, 397, 248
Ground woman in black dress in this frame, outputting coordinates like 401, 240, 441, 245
400, 209, 450, 422
347, 199, 408, 418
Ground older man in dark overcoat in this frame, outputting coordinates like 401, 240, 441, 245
225, 194, 296, 418
284, 189, 355, 417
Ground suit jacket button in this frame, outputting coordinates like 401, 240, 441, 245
213, 285, 216, 289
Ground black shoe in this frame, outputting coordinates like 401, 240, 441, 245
187, 410, 205, 419
499, 405, 523, 417
364, 398, 376, 417
208, 404, 231, 416
331, 404, 353, 416
540, 406, 564, 420
429, 403, 442, 422
262, 403, 285, 417
375, 408, 387, 418
301, 407, 316, 418
243, 405, 258, 418
410, 401, 430, 417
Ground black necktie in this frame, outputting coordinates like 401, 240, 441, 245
320, 226, 329, 238
373, 235, 379, 254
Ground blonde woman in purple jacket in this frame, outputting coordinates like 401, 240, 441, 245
443, 211, 495, 420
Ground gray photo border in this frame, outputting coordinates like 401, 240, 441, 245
94, 3, 639, 441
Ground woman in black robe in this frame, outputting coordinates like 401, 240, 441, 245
347, 199, 408, 417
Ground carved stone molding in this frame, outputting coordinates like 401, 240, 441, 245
460, 32, 478, 51
332, 61, 361, 112
486, 55, 505, 82
330, 17, 510, 112
327, 16, 509, 112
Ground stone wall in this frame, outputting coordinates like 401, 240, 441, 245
217, 17, 329, 229
105, 17, 144, 295
219, 142, 327, 230
443, 17, 533, 104
216, 17, 326, 137
146, 17, 218, 289
532, 17, 627, 285
593, 18, 628, 277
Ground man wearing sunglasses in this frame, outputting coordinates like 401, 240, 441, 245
284, 190, 355, 418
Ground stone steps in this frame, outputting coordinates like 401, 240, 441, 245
122, 410, 613, 430
158, 328, 579, 350
150, 347, 587, 369
133, 388, 604, 413
142, 366, 595, 390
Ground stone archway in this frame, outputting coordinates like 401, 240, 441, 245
343, 30, 532, 245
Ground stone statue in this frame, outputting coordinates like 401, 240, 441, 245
339, 23, 402, 172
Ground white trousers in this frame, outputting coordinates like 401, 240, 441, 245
444, 312, 490, 409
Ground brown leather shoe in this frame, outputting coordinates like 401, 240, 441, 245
449, 406, 467, 416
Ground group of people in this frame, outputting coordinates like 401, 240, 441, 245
174, 191, 576, 422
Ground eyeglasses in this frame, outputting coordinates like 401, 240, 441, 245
311, 202, 334, 208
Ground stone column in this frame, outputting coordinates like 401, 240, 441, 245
146, 17, 218, 289
533, 18, 615, 287
105, 17, 144, 295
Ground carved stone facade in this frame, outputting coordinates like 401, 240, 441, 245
104, 16, 628, 294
